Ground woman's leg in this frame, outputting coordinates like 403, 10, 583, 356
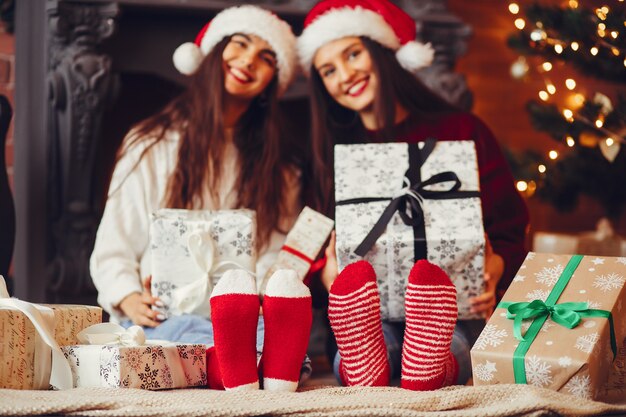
328, 261, 390, 386
261, 270, 312, 392
401, 260, 459, 391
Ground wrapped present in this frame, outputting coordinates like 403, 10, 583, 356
0, 276, 98, 389
470, 252, 626, 403
150, 208, 256, 318
533, 218, 626, 257
334, 140, 485, 320
259, 206, 334, 295
62, 323, 207, 389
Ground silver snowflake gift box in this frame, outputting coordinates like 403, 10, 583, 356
61, 323, 207, 389
334, 140, 485, 321
471, 252, 626, 403
150, 208, 257, 319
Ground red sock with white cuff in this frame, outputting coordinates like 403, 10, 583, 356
328, 260, 390, 386
261, 269, 312, 392
401, 260, 458, 391
209, 269, 260, 390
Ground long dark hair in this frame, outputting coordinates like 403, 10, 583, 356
308, 37, 457, 215
119, 36, 300, 249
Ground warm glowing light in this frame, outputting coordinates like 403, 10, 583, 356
599, 23, 606, 30
623, 58, 626, 67
590, 46, 599, 55
571, 42, 580, 51
606, 137, 615, 146
555, 44, 564, 54
601, 6, 609, 14
547, 84, 557, 94
565, 79, 576, 90
612, 47, 620, 56
598, 29, 606, 37
569, 0, 578, 7
538, 164, 547, 173
573, 93, 585, 107
542, 62, 553, 71
514, 18, 526, 30
563, 109, 574, 120
539, 90, 549, 101
516, 181, 528, 192
508, 3, 520, 14
549, 150, 558, 160
610, 31, 618, 39
596, 119, 604, 128
566, 136, 575, 147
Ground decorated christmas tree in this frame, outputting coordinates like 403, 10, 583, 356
505, 1, 626, 224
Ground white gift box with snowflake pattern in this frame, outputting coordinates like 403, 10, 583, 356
150, 209, 256, 319
62, 343, 208, 389
471, 252, 626, 403
334, 141, 485, 321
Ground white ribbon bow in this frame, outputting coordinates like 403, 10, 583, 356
169, 231, 254, 317
77, 322, 147, 346
0, 275, 73, 390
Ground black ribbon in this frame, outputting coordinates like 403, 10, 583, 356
336, 140, 480, 260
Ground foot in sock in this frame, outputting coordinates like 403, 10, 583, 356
262, 269, 312, 392
209, 269, 260, 390
328, 260, 390, 386
401, 259, 459, 391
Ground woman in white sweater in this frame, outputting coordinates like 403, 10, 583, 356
90, 6, 313, 391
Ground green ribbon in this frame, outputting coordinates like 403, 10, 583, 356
496, 254, 617, 384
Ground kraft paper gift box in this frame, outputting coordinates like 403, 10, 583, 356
0, 275, 102, 389
334, 140, 485, 321
150, 208, 256, 319
62, 323, 207, 389
259, 206, 334, 295
471, 252, 626, 403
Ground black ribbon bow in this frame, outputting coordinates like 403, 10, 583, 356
336, 140, 480, 260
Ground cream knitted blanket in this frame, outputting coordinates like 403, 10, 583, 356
1, 384, 625, 417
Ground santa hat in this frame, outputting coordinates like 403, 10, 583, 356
172, 5, 297, 94
297, 0, 434, 74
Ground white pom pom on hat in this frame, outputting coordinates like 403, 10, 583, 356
173, 42, 204, 75
297, 0, 434, 74
172, 5, 297, 95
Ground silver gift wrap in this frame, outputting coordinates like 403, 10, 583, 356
334, 141, 485, 320
150, 209, 256, 319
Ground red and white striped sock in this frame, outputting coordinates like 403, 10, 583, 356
209, 269, 260, 390
262, 269, 312, 392
401, 260, 459, 391
328, 260, 389, 386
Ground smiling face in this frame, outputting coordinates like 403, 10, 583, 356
222, 33, 278, 101
313, 36, 377, 114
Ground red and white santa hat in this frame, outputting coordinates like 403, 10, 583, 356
172, 5, 297, 94
297, 0, 434, 74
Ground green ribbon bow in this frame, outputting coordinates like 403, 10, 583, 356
496, 254, 617, 384
503, 300, 589, 341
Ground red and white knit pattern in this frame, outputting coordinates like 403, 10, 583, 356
262, 269, 312, 392
401, 260, 458, 391
209, 269, 260, 390
328, 261, 390, 386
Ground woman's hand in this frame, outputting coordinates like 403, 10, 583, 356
321, 231, 339, 291
470, 236, 504, 320
118, 276, 164, 327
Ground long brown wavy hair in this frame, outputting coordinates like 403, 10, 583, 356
119, 36, 302, 249
307, 37, 458, 216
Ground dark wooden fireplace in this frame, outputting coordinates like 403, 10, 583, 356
14, 0, 472, 304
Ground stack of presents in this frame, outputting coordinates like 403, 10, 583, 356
1, 140, 624, 404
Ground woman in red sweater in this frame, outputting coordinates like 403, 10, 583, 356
299, 0, 528, 390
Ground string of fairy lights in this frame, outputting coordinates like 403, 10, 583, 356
508, 0, 626, 194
